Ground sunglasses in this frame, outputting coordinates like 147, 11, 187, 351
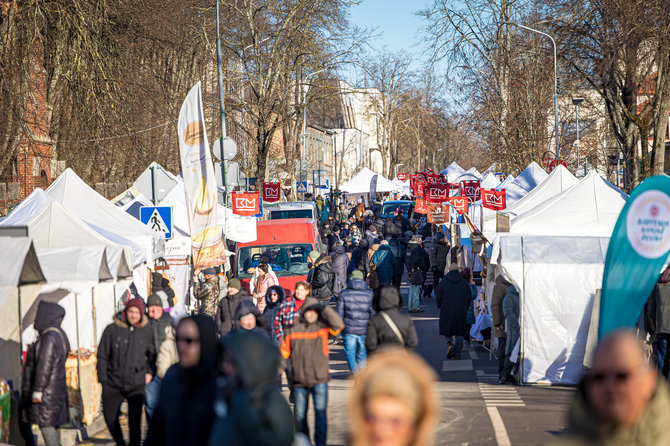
176, 336, 200, 345
589, 370, 634, 385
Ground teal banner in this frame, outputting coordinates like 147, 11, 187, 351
600, 175, 670, 339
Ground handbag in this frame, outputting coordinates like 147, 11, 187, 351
369, 251, 387, 289
408, 268, 424, 286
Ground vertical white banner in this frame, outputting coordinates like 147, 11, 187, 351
177, 82, 225, 271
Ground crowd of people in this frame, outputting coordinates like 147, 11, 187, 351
17, 195, 670, 446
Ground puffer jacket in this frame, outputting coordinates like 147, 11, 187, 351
490, 275, 511, 338
21, 301, 70, 427
97, 312, 156, 395
371, 245, 396, 285
406, 242, 428, 277
366, 287, 418, 354
309, 255, 336, 301
429, 239, 450, 272
503, 285, 520, 353
336, 279, 375, 335
388, 238, 407, 280
280, 298, 344, 387
262, 285, 286, 345
644, 269, 670, 336
216, 288, 252, 336
149, 312, 172, 357
351, 239, 371, 277
435, 270, 471, 338
330, 245, 350, 290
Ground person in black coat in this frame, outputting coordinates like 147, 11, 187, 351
435, 265, 472, 360
387, 236, 407, 289
232, 300, 271, 339
216, 278, 252, 336
330, 242, 350, 296
382, 217, 400, 240
336, 271, 375, 372
351, 239, 371, 279
145, 293, 173, 420
262, 285, 286, 345
366, 286, 418, 354
97, 298, 155, 446
406, 236, 429, 313
21, 301, 70, 446
393, 211, 412, 234
145, 315, 218, 446
209, 331, 294, 446
307, 252, 336, 304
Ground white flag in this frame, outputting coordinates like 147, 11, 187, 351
177, 82, 224, 271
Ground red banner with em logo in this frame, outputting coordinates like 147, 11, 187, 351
232, 191, 260, 216
262, 182, 281, 203
450, 196, 469, 214
425, 183, 450, 203
459, 180, 481, 202
481, 189, 507, 211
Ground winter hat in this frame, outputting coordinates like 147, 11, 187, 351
300, 297, 322, 316
435, 232, 445, 241
404, 231, 414, 239
349, 270, 365, 280
449, 263, 460, 272
228, 278, 242, 290
203, 267, 217, 275
308, 250, 321, 260
124, 297, 145, 324
147, 293, 163, 308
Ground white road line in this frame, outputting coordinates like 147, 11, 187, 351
469, 350, 479, 359
486, 406, 512, 446
442, 360, 474, 371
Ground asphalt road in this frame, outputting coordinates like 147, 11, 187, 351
77, 285, 574, 446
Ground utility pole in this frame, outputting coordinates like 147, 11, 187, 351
215, 0, 227, 206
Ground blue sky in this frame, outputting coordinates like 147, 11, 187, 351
344, 0, 432, 84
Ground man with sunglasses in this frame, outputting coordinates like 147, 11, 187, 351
550, 331, 670, 445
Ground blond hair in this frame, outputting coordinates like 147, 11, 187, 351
349, 348, 438, 446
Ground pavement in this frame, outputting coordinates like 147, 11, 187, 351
76, 284, 574, 446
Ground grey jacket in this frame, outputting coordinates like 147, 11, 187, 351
502, 285, 520, 353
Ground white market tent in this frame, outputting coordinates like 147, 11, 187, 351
496, 174, 515, 190
501, 164, 578, 219
392, 178, 410, 195
490, 171, 628, 384
465, 167, 482, 179
441, 162, 466, 183
480, 172, 502, 189
339, 168, 396, 194
46, 168, 164, 267
499, 161, 548, 206
0, 237, 46, 386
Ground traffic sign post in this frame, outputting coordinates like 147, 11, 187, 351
296, 181, 308, 200
140, 206, 173, 239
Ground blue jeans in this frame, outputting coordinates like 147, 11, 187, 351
144, 377, 162, 420
408, 284, 421, 311
293, 382, 328, 446
448, 336, 464, 359
654, 333, 670, 377
342, 333, 367, 373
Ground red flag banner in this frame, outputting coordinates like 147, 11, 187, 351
481, 189, 507, 211
414, 198, 428, 214
425, 183, 450, 203
232, 191, 260, 216
397, 172, 408, 181
427, 204, 449, 224
415, 179, 427, 198
459, 180, 481, 202
547, 159, 568, 172
450, 196, 469, 214
262, 182, 281, 203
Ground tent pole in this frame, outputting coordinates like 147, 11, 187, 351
74, 293, 84, 425
18, 286, 23, 373
91, 287, 97, 348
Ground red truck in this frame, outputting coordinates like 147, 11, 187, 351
235, 218, 322, 295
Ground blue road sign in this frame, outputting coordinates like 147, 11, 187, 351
296, 181, 308, 193
140, 206, 173, 239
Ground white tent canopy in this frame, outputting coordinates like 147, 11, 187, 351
339, 168, 395, 194
498, 162, 548, 206
510, 170, 627, 237
496, 174, 515, 190
480, 172, 502, 189
1, 190, 133, 280
502, 164, 578, 219
465, 167, 482, 179
46, 168, 164, 267
441, 162, 466, 183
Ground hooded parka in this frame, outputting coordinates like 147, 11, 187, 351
435, 270, 472, 338
366, 286, 418, 354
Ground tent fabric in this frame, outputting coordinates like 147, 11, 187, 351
1, 192, 133, 280
440, 162, 466, 183
480, 172, 502, 189
339, 168, 396, 194
510, 171, 627, 237
499, 162, 548, 206
0, 237, 45, 287
46, 168, 164, 267
496, 174, 515, 190
492, 234, 609, 384
37, 246, 112, 283
465, 167, 482, 179
502, 165, 578, 218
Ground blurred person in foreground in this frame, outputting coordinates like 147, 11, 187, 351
146, 315, 218, 446
548, 330, 670, 446
209, 331, 294, 446
349, 348, 438, 446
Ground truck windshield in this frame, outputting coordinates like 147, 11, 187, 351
269, 209, 313, 219
237, 243, 313, 278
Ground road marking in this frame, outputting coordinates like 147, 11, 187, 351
487, 406, 512, 446
442, 359, 473, 371
469, 350, 479, 360
479, 383, 525, 407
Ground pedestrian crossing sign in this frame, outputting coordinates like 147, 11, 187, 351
296, 181, 308, 193
140, 206, 173, 239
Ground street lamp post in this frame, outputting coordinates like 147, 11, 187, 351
572, 97, 584, 174
215, 0, 227, 205
506, 22, 560, 159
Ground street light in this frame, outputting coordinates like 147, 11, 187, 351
215, 0, 227, 205
572, 97, 584, 174
505, 22, 560, 160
